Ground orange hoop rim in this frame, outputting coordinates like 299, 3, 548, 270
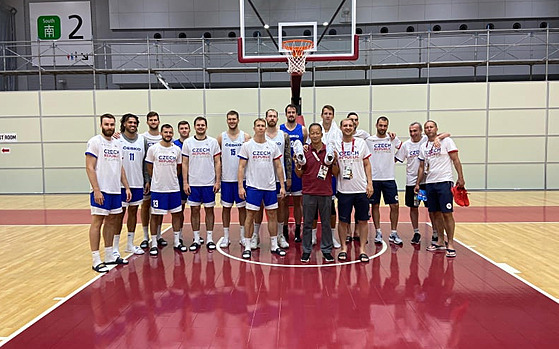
282, 39, 314, 56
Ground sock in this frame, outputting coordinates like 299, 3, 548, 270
104, 247, 114, 262
376, 228, 382, 234
312, 228, 317, 238
151, 235, 158, 248
92, 250, 102, 266
223, 227, 230, 240
142, 226, 149, 240
113, 235, 120, 253
391, 230, 397, 236
253, 223, 261, 237
194, 231, 200, 244
270, 236, 279, 250
240, 226, 246, 241
278, 223, 284, 237
174, 231, 180, 247
127, 232, 135, 247
157, 225, 162, 240
243, 237, 251, 251
207, 231, 213, 243
413, 228, 420, 234
179, 227, 183, 240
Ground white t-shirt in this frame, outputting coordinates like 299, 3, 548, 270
142, 131, 162, 149
221, 131, 246, 182
418, 137, 458, 184
354, 129, 370, 140
238, 139, 282, 191
320, 121, 343, 146
266, 130, 287, 183
181, 136, 221, 186
396, 135, 427, 186
366, 135, 401, 181
145, 143, 182, 192
120, 134, 145, 188
85, 134, 123, 194
334, 137, 371, 194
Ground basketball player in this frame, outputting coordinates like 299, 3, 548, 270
347, 112, 370, 139
251, 109, 291, 250
238, 118, 287, 260
366, 116, 403, 245
182, 116, 221, 251
140, 111, 164, 249
173, 120, 192, 245
217, 110, 251, 247
114, 113, 145, 257
396, 122, 449, 244
416, 120, 465, 258
86, 113, 131, 273
279, 103, 307, 242
335, 118, 373, 262
145, 124, 187, 255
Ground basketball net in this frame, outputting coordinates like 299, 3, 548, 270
283, 39, 314, 75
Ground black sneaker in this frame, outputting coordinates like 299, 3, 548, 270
300, 252, 311, 263
283, 225, 289, 242
323, 253, 335, 263
294, 225, 301, 242
411, 233, 421, 244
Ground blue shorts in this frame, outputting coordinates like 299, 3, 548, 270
370, 180, 399, 205
426, 181, 454, 213
178, 177, 188, 203
187, 186, 216, 207
337, 192, 370, 223
289, 171, 303, 196
221, 181, 246, 208
90, 192, 122, 215
151, 191, 182, 215
246, 186, 278, 211
121, 187, 143, 207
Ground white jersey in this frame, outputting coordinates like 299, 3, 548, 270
182, 136, 221, 186
145, 143, 182, 192
396, 135, 427, 186
366, 135, 401, 180
239, 139, 282, 191
354, 129, 370, 140
142, 131, 162, 149
320, 121, 343, 147
334, 137, 371, 194
85, 134, 123, 194
266, 130, 287, 183
221, 131, 246, 182
120, 134, 145, 188
418, 137, 458, 184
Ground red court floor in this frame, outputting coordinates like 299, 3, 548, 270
2, 216, 559, 348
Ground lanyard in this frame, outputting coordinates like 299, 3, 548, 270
311, 148, 323, 164
341, 139, 355, 153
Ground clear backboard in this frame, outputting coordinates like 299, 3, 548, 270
239, 0, 357, 63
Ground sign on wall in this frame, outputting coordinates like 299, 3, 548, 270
29, 1, 93, 67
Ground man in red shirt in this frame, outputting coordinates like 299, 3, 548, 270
295, 123, 339, 263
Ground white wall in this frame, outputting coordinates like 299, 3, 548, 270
0, 81, 558, 193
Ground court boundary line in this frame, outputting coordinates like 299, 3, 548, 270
216, 237, 388, 267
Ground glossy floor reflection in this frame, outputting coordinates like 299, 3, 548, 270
4, 223, 559, 348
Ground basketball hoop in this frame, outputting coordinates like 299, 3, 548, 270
282, 39, 314, 74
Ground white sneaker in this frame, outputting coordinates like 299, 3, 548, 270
125, 245, 145, 255
332, 236, 341, 249
250, 234, 260, 250
374, 231, 383, 244
389, 232, 403, 245
278, 234, 290, 249
220, 237, 230, 248
112, 249, 121, 258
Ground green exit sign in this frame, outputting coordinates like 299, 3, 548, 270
37, 15, 61, 40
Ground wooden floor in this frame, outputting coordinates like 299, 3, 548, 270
0, 191, 558, 341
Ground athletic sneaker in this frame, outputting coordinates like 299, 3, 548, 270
332, 236, 341, 249
112, 250, 121, 258
389, 232, 403, 245
220, 237, 230, 248
411, 233, 421, 245
323, 252, 335, 263
250, 234, 260, 250
125, 245, 145, 255
278, 233, 290, 248
300, 252, 311, 263
374, 231, 383, 244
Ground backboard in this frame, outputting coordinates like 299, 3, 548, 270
239, 0, 357, 63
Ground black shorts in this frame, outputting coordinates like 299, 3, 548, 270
425, 181, 454, 213
370, 180, 399, 205
314, 198, 336, 220
337, 193, 370, 223
405, 184, 427, 208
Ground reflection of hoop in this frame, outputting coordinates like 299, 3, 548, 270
282, 39, 314, 74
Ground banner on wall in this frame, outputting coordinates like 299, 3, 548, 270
29, 1, 94, 67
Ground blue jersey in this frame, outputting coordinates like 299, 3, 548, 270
280, 123, 304, 193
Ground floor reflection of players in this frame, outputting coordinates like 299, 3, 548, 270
141, 254, 162, 344
337, 264, 371, 347
169, 251, 193, 340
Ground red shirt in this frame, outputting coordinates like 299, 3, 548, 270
300, 143, 333, 196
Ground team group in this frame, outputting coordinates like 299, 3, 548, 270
85, 105, 465, 273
